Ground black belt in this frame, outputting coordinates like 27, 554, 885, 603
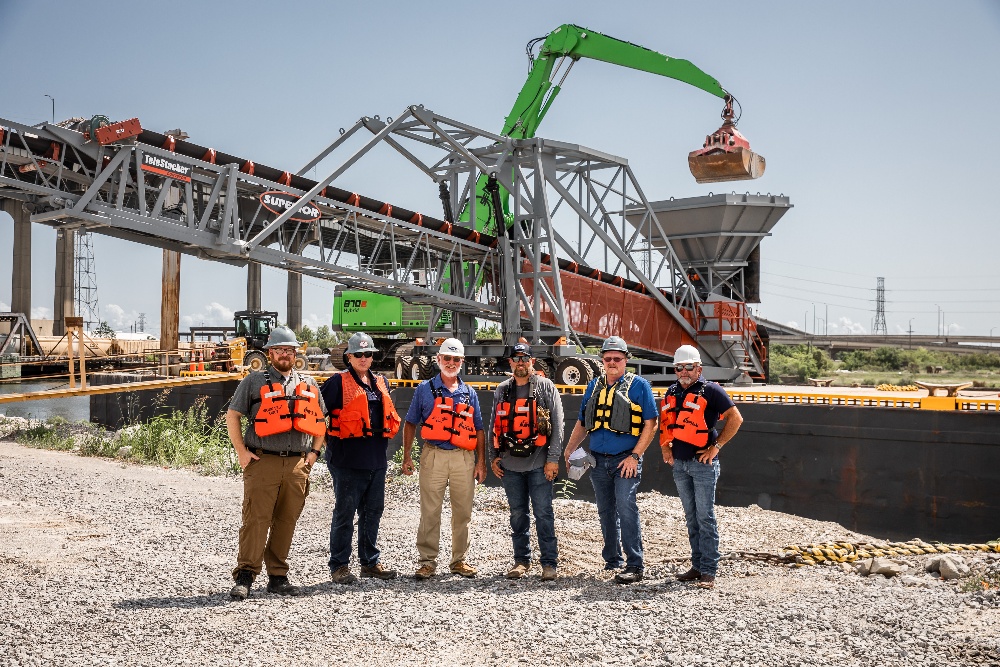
593, 451, 631, 457
252, 448, 306, 458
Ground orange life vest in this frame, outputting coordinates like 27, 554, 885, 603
492, 379, 546, 456
327, 370, 401, 440
659, 383, 710, 447
253, 374, 327, 438
420, 380, 478, 450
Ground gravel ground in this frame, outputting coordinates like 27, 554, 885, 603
1, 438, 998, 667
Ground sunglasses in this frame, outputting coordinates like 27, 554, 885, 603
270, 348, 297, 356
675, 363, 699, 371
439, 354, 463, 363
352, 351, 374, 358
602, 356, 626, 363
511, 355, 532, 363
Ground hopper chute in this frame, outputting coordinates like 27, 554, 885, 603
689, 96, 766, 184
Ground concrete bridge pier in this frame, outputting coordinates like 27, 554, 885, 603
161, 250, 180, 373
53, 229, 75, 336
3, 199, 31, 316
286, 271, 301, 331
247, 261, 261, 311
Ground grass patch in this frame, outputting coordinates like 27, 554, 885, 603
2, 397, 240, 477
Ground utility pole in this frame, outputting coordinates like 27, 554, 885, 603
44, 94, 54, 124
908, 317, 914, 349
873, 277, 887, 335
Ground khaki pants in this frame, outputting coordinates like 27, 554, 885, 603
233, 454, 310, 579
416, 445, 475, 568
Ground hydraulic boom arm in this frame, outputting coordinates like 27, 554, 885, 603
464, 24, 758, 234
503, 24, 727, 140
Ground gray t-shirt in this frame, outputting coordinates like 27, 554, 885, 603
488, 375, 564, 472
230, 366, 327, 452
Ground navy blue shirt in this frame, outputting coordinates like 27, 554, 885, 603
404, 374, 483, 450
320, 368, 389, 470
577, 373, 658, 455
666, 378, 735, 461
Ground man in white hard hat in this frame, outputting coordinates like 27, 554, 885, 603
488, 343, 565, 581
401, 338, 487, 579
225, 326, 327, 600
321, 332, 402, 584
659, 344, 743, 590
563, 335, 659, 584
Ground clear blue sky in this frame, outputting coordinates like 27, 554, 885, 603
2, 0, 999, 337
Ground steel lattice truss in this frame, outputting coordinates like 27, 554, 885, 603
0, 107, 758, 370
324, 106, 705, 351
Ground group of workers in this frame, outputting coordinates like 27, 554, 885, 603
224, 326, 743, 600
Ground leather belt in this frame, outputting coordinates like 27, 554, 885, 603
252, 448, 305, 458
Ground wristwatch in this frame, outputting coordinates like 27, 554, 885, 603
310, 448, 323, 458
629, 452, 640, 462
713, 441, 724, 450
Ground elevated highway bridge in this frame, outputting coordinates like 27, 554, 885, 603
758, 318, 999, 355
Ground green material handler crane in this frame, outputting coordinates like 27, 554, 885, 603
332, 24, 766, 379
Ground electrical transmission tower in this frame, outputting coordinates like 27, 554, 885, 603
74, 231, 101, 331
873, 276, 887, 335
137, 313, 146, 333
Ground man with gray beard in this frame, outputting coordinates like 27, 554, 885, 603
659, 344, 743, 590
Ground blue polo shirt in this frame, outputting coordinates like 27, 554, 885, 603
666, 378, 735, 461
577, 373, 658, 455
404, 374, 483, 449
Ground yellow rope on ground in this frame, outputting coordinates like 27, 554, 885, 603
782, 540, 1000, 565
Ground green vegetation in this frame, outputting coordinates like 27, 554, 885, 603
295, 325, 347, 351
4, 397, 239, 476
770, 344, 1000, 387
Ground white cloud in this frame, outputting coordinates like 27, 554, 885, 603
30, 306, 52, 320
785, 320, 802, 331
179, 302, 236, 331
0, 301, 9, 312
102, 303, 139, 330
830, 317, 866, 335
301, 312, 330, 330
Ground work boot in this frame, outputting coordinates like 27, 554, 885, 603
360, 563, 398, 580
330, 566, 357, 585
266, 574, 301, 596
229, 570, 254, 601
413, 564, 436, 580
614, 566, 644, 584
697, 574, 716, 589
676, 567, 702, 582
505, 562, 530, 579
541, 565, 558, 582
449, 561, 478, 578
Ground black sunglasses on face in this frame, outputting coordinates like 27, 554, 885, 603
675, 363, 698, 371
439, 354, 463, 363
352, 352, 374, 358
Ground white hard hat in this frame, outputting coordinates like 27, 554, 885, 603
567, 449, 597, 481
673, 345, 702, 365
438, 338, 465, 357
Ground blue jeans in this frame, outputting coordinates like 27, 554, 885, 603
672, 458, 721, 576
499, 465, 558, 568
590, 451, 643, 569
327, 464, 386, 570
